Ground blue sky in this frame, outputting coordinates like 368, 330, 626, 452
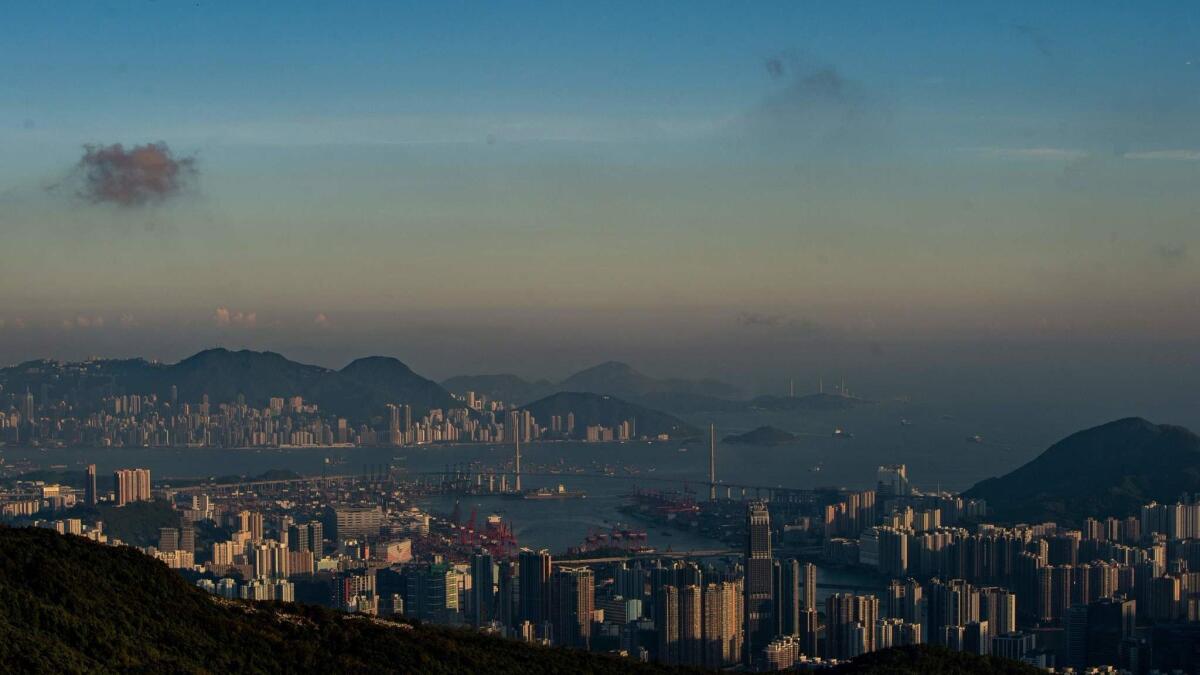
0, 2, 1198, 408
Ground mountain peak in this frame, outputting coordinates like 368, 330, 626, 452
964, 417, 1200, 524
341, 356, 415, 374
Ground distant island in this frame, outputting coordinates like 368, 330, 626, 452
0, 349, 699, 448
722, 425, 799, 446
444, 360, 741, 407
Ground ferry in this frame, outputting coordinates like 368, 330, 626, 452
832, 427, 854, 439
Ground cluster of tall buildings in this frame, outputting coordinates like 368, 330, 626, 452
112, 468, 151, 506
3, 383, 648, 448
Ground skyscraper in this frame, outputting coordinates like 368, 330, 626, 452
518, 548, 551, 627
773, 558, 801, 637
470, 550, 495, 627
703, 580, 743, 667
678, 584, 703, 665
513, 423, 523, 493
655, 584, 679, 664
744, 501, 774, 665
802, 562, 817, 612
84, 464, 97, 506
825, 592, 879, 659
708, 423, 717, 501
387, 403, 402, 445
551, 566, 594, 649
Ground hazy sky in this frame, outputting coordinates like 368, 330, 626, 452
1, 2, 1198, 422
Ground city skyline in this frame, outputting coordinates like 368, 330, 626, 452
1, 3, 1198, 427
2, 3, 1200, 672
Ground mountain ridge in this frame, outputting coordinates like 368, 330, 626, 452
443, 360, 740, 407
963, 417, 1200, 524
0, 348, 457, 422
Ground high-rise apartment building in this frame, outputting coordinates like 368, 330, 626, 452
84, 464, 97, 506
518, 548, 552, 627
551, 566, 594, 649
113, 468, 151, 506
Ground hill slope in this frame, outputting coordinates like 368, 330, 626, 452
964, 417, 1200, 524
723, 426, 799, 446
441, 374, 556, 406
0, 526, 677, 674
558, 361, 740, 400
0, 527, 1045, 674
443, 362, 741, 409
521, 392, 699, 439
828, 645, 1040, 675
0, 349, 457, 422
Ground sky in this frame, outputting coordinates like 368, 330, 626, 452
1, 2, 1198, 425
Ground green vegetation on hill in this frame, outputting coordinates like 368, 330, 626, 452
0, 527, 1045, 675
964, 417, 1200, 525
42, 500, 181, 548
0, 526, 681, 674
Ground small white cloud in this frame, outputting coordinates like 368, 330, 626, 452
118, 313, 136, 327
1122, 149, 1200, 161
215, 307, 256, 327
314, 312, 331, 328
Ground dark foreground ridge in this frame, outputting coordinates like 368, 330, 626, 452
0, 526, 676, 674
826, 644, 1041, 674
0, 527, 1043, 674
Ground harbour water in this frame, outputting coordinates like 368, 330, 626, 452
0, 397, 1053, 493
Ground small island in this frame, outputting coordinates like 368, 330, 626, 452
722, 425, 799, 446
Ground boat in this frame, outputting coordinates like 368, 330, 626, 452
832, 428, 854, 439
677, 447, 688, 453
900, 418, 912, 426
966, 435, 984, 444
521, 484, 586, 500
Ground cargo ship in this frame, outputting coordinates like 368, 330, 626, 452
521, 483, 586, 500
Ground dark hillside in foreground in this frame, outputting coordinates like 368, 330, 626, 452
0, 526, 679, 674
0, 527, 1048, 674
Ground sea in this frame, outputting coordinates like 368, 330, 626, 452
0, 398, 1066, 598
